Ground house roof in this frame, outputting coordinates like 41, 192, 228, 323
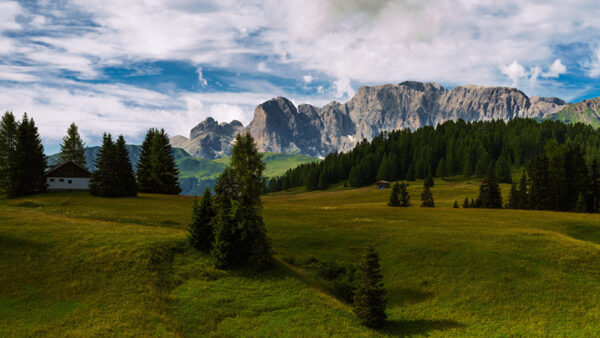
376, 180, 391, 184
45, 160, 91, 176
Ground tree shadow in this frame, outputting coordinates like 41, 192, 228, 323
381, 318, 465, 336
387, 287, 434, 306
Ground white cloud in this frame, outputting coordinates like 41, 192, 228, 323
501, 61, 527, 87
196, 67, 208, 86
529, 65, 542, 86
587, 49, 600, 78
542, 59, 567, 78
257, 61, 270, 72
303, 74, 313, 84
333, 78, 355, 99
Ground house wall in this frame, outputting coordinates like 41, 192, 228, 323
47, 177, 90, 190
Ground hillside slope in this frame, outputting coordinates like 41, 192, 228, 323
546, 97, 600, 128
3, 180, 600, 335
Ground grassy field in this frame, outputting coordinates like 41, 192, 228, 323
2, 177, 600, 336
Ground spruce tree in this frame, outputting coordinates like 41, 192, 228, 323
137, 128, 156, 192
421, 184, 434, 207
453, 200, 459, 208
115, 135, 137, 196
495, 155, 512, 184
424, 174, 434, 188
388, 182, 400, 207
590, 160, 600, 212
59, 122, 86, 166
399, 182, 410, 207
318, 169, 328, 190
508, 183, 519, 209
463, 197, 470, 208
477, 168, 502, 208
8, 114, 47, 197
211, 133, 271, 270
575, 192, 586, 213
90, 133, 116, 197
0, 112, 18, 192
517, 172, 528, 209
406, 163, 416, 181
436, 158, 447, 178
353, 245, 387, 329
189, 188, 215, 251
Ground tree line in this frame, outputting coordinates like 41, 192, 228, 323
0, 111, 181, 198
266, 118, 600, 193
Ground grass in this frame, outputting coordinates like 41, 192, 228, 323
2, 176, 600, 335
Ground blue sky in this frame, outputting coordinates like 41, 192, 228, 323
1, 0, 600, 153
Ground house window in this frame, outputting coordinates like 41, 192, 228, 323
68, 180, 72, 184
59, 178, 64, 182
49, 178, 55, 182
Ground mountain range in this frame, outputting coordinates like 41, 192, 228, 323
171, 81, 594, 159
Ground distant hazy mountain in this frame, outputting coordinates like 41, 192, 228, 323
174, 81, 567, 158
546, 97, 600, 128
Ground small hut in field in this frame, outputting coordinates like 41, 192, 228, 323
45, 160, 91, 191
375, 180, 391, 189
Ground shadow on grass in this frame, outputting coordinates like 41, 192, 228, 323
382, 318, 465, 336
387, 287, 434, 306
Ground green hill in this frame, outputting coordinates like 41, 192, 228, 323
3, 178, 600, 335
545, 97, 600, 128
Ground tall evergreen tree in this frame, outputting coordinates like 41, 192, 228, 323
211, 133, 271, 270
90, 133, 116, 197
590, 160, 600, 212
421, 184, 434, 207
353, 245, 387, 329
436, 158, 447, 178
527, 156, 552, 210
189, 188, 215, 251
388, 182, 400, 207
424, 174, 434, 188
494, 155, 512, 184
8, 114, 47, 197
507, 183, 519, 209
115, 135, 137, 196
318, 169, 328, 190
463, 197, 470, 208
59, 122, 86, 166
406, 163, 416, 181
0, 112, 18, 192
137, 128, 156, 192
517, 172, 529, 209
453, 200, 459, 208
399, 182, 410, 207
477, 168, 502, 208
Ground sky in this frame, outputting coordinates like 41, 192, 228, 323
1, 0, 600, 153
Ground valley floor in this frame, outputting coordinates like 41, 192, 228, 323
2, 178, 600, 336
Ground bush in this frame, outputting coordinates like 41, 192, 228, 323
317, 260, 347, 280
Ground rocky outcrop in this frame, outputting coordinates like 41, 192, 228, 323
173, 81, 568, 158
172, 117, 245, 159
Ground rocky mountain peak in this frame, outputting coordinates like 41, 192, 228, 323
173, 81, 570, 159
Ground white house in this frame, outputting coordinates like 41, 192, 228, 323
45, 160, 91, 191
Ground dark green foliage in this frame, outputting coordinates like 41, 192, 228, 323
421, 184, 434, 207
575, 192, 586, 213
463, 197, 470, 208
318, 169, 328, 190
517, 172, 528, 209
424, 174, 434, 188
59, 123, 86, 166
388, 182, 400, 207
399, 182, 410, 207
527, 156, 552, 210
436, 158, 447, 178
353, 245, 387, 329
495, 155, 512, 183
376, 154, 398, 181
189, 188, 215, 251
476, 168, 502, 209
136, 128, 181, 194
90, 134, 136, 197
210, 133, 271, 270
453, 200, 459, 208
5, 114, 47, 197
507, 183, 519, 209
0, 112, 18, 192
405, 163, 416, 181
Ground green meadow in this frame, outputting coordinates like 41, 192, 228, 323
2, 178, 600, 336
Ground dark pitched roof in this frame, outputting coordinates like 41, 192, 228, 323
45, 160, 91, 177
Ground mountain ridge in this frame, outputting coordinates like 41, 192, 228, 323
173, 81, 572, 159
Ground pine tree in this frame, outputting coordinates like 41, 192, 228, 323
406, 163, 416, 181
388, 182, 400, 207
495, 155, 512, 184
115, 135, 137, 196
399, 182, 410, 207
517, 172, 528, 209
211, 133, 271, 270
436, 158, 447, 178
527, 156, 552, 210
421, 184, 434, 207
453, 200, 459, 208
424, 174, 434, 188
90, 133, 116, 197
318, 169, 328, 190
469, 198, 476, 208
590, 160, 600, 212
477, 168, 502, 208
0, 112, 18, 192
59, 122, 86, 166
137, 128, 156, 192
8, 114, 47, 197
353, 245, 387, 329
508, 183, 519, 209
189, 188, 215, 251
575, 192, 586, 213
463, 197, 470, 208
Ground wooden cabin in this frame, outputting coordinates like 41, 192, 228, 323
45, 160, 91, 191
375, 180, 391, 189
